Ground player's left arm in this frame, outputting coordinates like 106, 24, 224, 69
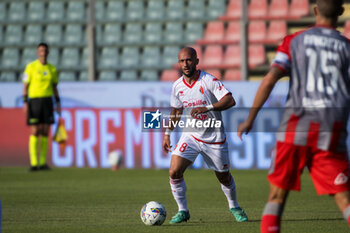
53, 84, 61, 117
190, 93, 235, 118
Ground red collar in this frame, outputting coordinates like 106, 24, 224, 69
182, 70, 201, 88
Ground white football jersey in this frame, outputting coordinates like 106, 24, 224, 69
170, 70, 231, 143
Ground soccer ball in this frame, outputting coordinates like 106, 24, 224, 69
108, 150, 123, 170
140, 201, 166, 226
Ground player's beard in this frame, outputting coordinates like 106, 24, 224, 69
183, 67, 196, 78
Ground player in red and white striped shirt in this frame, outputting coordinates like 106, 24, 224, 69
238, 0, 350, 232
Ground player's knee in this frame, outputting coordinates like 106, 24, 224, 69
169, 168, 182, 179
268, 188, 288, 203
215, 172, 231, 186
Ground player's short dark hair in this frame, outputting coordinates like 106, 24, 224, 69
37, 42, 49, 49
316, 0, 344, 18
181, 47, 198, 59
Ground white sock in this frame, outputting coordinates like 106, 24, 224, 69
170, 177, 188, 211
221, 175, 239, 209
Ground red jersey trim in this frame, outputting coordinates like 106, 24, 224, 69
192, 135, 226, 144
271, 63, 287, 73
182, 70, 201, 88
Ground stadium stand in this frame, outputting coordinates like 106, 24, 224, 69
0, 0, 349, 82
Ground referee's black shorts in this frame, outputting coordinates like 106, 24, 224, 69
27, 97, 55, 125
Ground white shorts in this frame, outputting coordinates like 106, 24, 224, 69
172, 134, 230, 172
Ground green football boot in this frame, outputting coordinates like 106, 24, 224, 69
230, 207, 248, 222
169, 210, 190, 224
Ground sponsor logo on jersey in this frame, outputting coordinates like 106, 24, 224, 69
334, 173, 348, 185
183, 100, 207, 107
23, 73, 29, 82
199, 86, 204, 94
179, 91, 184, 96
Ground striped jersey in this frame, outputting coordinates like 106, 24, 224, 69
170, 70, 231, 143
272, 26, 350, 152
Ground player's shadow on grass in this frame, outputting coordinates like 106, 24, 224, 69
163, 217, 344, 227
283, 217, 344, 222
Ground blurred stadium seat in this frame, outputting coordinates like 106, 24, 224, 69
207, 0, 226, 19
224, 69, 241, 81
266, 21, 287, 43
223, 22, 240, 44
198, 21, 225, 44
59, 72, 76, 82
222, 45, 241, 68
162, 46, 180, 67
94, 1, 105, 21
126, 1, 144, 21
248, 21, 267, 43
121, 47, 139, 68
64, 25, 83, 45
28, 2, 45, 21
1, 48, 20, 68
120, 70, 138, 80
8, 2, 26, 22
24, 25, 42, 45
160, 69, 179, 82
268, 0, 289, 19
144, 23, 163, 43
21, 48, 37, 67
47, 2, 64, 21
0, 72, 17, 82
164, 22, 183, 43
99, 48, 119, 69
248, 0, 267, 19
220, 0, 241, 20
185, 22, 203, 42
289, 0, 310, 18
5, 25, 22, 45
141, 46, 161, 68
103, 24, 122, 45
249, 45, 266, 68
205, 69, 222, 79
48, 48, 60, 67
166, 0, 184, 19
0, 2, 6, 22
99, 71, 117, 81
106, 1, 124, 21
45, 24, 63, 45
141, 70, 159, 81
67, 1, 85, 21
146, 0, 164, 20
202, 45, 223, 68
187, 0, 205, 19
61, 48, 80, 68
123, 23, 143, 43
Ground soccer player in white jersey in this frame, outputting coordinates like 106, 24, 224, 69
162, 47, 248, 224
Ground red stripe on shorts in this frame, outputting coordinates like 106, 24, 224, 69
307, 122, 320, 148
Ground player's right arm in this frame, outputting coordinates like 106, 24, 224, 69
22, 83, 29, 115
237, 67, 284, 140
22, 64, 31, 115
162, 107, 183, 153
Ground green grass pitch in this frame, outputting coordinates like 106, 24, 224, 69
0, 168, 347, 233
